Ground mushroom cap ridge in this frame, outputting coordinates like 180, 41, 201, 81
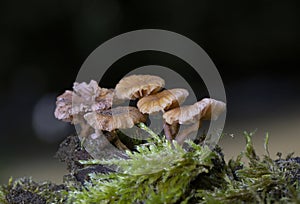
115, 74, 165, 100
84, 106, 147, 132
137, 88, 189, 114
163, 98, 226, 125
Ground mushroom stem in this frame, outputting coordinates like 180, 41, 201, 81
163, 121, 173, 141
169, 123, 179, 139
175, 123, 200, 145
79, 122, 92, 137
77, 120, 93, 146
110, 130, 129, 151
137, 122, 160, 140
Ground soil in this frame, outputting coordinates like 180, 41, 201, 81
55, 135, 114, 182
55, 135, 94, 172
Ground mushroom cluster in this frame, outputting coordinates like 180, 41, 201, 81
54, 74, 226, 151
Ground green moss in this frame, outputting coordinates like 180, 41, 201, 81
1, 177, 67, 204
0, 185, 8, 204
1, 132, 300, 203
69, 138, 225, 203
196, 132, 300, 203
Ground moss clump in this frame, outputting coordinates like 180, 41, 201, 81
65, 132, 300, 203
1, 177, 67, 204
196, 132, 300, 203
1, 132, 300, 203
0, 185, 7, 204
68, 137, 225, 203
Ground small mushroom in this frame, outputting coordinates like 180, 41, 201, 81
137, 88, 189, 114
115, 75, 165, 100
55, 80, 115, 139
198, 98, 226, 120
163, 98, 226, 125
163, 98, 226, 143
137, 88, 189, 140
54, 80, 114, 124
84, 106, 147, 150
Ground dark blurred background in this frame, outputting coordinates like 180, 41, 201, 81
0, 0, 299, 183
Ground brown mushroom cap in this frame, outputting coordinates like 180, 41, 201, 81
115, 75, 165, 100
137, 88, 189, 114
163, 98, 226, 125
84, 106, 147, 132
163, 103, 200, 125
198, 98, 226, 120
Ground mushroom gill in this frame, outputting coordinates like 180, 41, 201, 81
115, 75, 165, 100
163, 98, 226, 144
137, 88, 189, 114
84, 106, 147, 132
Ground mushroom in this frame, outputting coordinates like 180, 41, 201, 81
115, 75, 165, 100
199, 98, 227, 120
137, 88, 189, 140
137, 88, 189, 114
84, 106, 147, 150
55, 80, 116, 140
54, 80, 114, 124
163, 98, 226, 144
